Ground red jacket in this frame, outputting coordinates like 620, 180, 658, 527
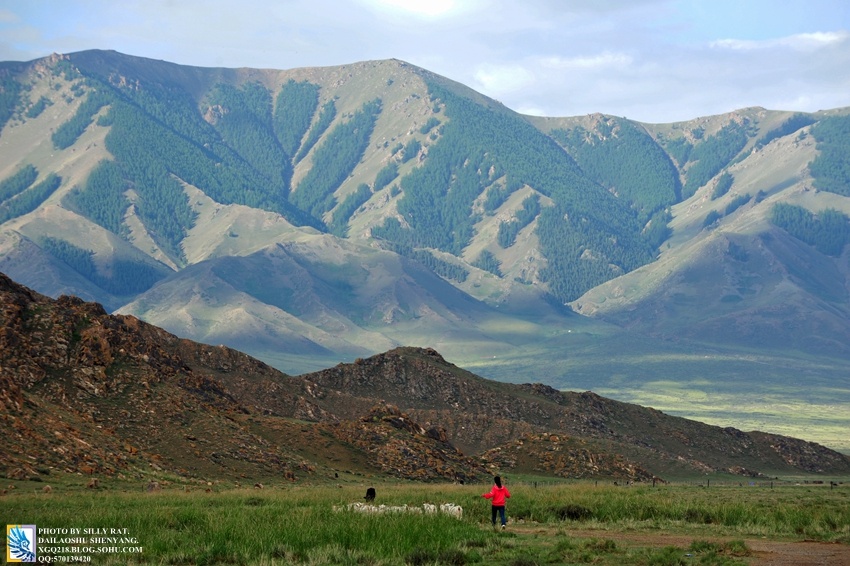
482, 484, 511, 506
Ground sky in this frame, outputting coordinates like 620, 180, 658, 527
1, 0, 848, 123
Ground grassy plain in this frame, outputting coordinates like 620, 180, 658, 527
3, 478, 849, 565
460, 330, 850, 454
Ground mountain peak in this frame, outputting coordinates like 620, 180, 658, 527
1, 49, 849, 452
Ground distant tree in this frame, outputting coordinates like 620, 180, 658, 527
497, 195, 540, 248
25, 95, 53, 119
374, 162, 399, 192
39, 236, 164, 295
724, 193, 751, 216
411, 250, 469, 283
643, 208, 672, 250
682, 121, 750, 199
295, 100, 337, 162
809, 115, 850, 196
375, 79, 653, 302
39, 236, 98, 279
711, 172, 734, 200
483, 183, 510, 215
702, 210, 721, 228
291, 99, 382, 221
771, 203, 850, 256
0, 164, 38, 205
206, 82, 291, 190
65, 159, 128, 235
401, 138, 421, 163
755, 113, 816, 150
0, 76, 22, 131
273, 79, 320, 157
419, 117, 440, 135
497, 221, 519, 248
515, 194, 541, 225
663, 137, 692, 166
0, 173, 62, 224
551, 118, 681, 223
330, 183, 372, 237
101, 86, 315, 230
472, 249, 502, 277
51, 88, 111, 149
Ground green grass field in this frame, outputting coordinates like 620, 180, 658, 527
3, 478, 849, 565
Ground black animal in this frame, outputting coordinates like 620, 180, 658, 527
364, 487, 376, 501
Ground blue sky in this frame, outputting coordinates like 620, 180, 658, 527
1, 0, 848, 122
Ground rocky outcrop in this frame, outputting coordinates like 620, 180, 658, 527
4, 271, 849, 483
322, 404, 486, 482
480, 433, 657, 482
0, 272, 321, 481
302, 347, 850, 478
0, 273, 481, 483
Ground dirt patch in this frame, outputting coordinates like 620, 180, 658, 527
512, 526, 850, 565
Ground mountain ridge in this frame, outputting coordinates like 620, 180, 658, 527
1, 50, 850, 450
3, 271, 849, 484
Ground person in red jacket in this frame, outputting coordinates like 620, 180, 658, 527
482, 475, 511, 529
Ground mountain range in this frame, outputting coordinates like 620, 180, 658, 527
0, 50, 849, 450
3, 271, 848, 483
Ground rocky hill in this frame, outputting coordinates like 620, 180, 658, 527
3, 272, 849, 484
0, 272, 484, 483
301, 347, 850, 478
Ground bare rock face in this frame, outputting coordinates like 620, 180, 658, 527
0, 273, 484, 483
0, 272, 311, 480
302, 346, 850, 479
324, 403, 487, 482
480, 432, 657, 482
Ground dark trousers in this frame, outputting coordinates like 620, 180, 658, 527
491, 505, 506, 526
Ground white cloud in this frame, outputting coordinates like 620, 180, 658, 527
1, 0, 848, 123
538, 52, 633, 71
711, 30, 850, 51
473, 63, 535, 95
515, 105, 547, 116
359, 0, 480, 19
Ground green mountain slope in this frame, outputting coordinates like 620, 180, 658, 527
118, 233, 585, 374
1, 51, 850, 451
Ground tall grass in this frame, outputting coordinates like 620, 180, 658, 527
506, 483, 850, 541
2, 485, 493, 565
2, 481, 848, 564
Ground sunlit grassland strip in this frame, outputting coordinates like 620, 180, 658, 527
463, 338, 850, 453
595, 383, 850, 451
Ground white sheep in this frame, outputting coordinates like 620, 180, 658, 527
339, 501, 463, 519
439, 503, 463, 519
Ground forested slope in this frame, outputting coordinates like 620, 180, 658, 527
2, 52, 850, 452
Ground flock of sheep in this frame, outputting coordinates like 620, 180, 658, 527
337, 501, 464, 519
